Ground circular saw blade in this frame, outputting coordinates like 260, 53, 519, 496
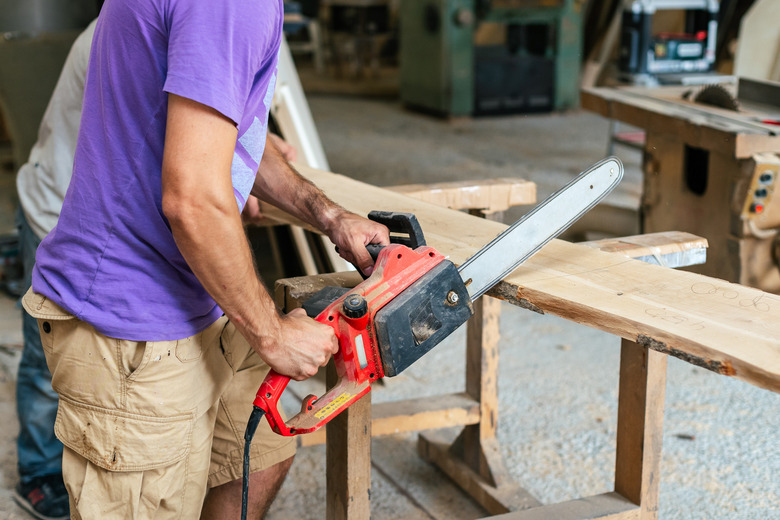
692, 84, 740, 111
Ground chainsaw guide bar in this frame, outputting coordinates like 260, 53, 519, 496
458, 156, 624, 300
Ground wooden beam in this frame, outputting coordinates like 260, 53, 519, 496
460, 295, 502, 482
614, 340, 666, 519
274, 270, 362, 312
326, 363, 371, 520
374, 393, 478, 432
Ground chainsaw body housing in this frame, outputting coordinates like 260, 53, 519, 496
376, 259, 472, 376
254, 241, 473, 435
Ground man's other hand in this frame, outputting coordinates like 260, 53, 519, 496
259, 308, 339, 381
327, 212, 390, 276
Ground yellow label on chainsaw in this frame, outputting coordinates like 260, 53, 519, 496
314, 392, 353, 419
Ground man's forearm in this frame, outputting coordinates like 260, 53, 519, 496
167, 197, 279, 339
252, 135, 390, 275
251, 135, 346, 236
162, 95, 282, 351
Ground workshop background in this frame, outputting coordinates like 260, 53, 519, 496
0, 0, 778, 519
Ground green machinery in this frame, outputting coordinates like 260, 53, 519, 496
400, 0, 585, 117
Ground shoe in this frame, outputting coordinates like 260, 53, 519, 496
13, 474, 70, 520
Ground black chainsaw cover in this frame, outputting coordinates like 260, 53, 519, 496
375, 260, 473, 377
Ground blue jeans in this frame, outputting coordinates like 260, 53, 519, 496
15, 207, 63, 484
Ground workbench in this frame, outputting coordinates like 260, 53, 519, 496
267, 164, 779, 520
581, 81, 780, 293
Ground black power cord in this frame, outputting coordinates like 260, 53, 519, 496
241, 406, 266, 520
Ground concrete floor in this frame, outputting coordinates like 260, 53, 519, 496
0, 96, 778, 519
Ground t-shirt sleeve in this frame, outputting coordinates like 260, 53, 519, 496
163, 1, 274, 125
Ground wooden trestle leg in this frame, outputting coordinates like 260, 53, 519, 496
326, 363, 372, 520
468, 339, 667, 520
614, 339, 666, 520
418, 210, 541, 514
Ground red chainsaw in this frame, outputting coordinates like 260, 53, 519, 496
239, 157, 623, 516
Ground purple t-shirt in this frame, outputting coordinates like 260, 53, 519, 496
32, 0, 283, 341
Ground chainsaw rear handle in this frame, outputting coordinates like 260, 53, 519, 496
368, 210, 427, 248
343, 211, 427, 271
253, 368, 370, 437
366, 243, 385, 261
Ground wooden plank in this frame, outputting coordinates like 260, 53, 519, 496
391, 178, 536, 214
479, 492, 640, 520
579, 231, 708, 269
371, 392, 480, 434
275, 232, 709, 305
297, 392, 481, 447
614, 340, 666, 519
579, 231, 707, 257
271, 164, 780, 394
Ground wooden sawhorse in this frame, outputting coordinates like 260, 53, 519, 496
275, 232, 710, 519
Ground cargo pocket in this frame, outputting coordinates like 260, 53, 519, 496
176, 332, 203, 363
55, 395, 194, 472
22, 289, 75, 355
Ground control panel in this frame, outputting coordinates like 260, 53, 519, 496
742, 154, 780, 231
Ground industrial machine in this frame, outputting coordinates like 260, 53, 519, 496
618, 0, 719, 85
640, 78, 780, 292
399, 0, 585, 117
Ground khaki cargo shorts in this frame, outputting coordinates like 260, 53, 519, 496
23, 289, 295, 519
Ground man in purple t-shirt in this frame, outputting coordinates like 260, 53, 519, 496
23, 0, 389, 517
